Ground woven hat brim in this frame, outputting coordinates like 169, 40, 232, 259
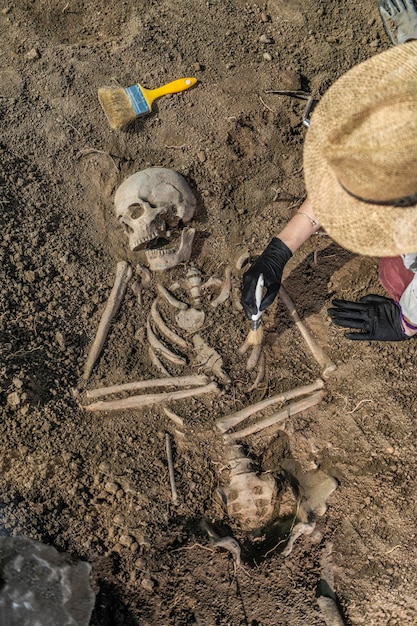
304, 42, 417, 257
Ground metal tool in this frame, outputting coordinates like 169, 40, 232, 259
265, 89, 316, 128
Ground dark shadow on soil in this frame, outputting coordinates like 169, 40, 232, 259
283, 242, 355, 316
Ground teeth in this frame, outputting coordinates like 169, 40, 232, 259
131, 230, 166, 249
145, 227, 195, 271
146, 248, 176, 258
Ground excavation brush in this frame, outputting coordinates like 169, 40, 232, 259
98, 77, 197, 130
247, 273, 264, 346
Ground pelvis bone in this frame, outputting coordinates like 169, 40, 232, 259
114, 167, 197, 270
219, 445, 277, 533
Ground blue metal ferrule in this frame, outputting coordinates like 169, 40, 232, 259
125, 85, 149, 115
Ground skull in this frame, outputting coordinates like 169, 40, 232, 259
114, 167, 197, 270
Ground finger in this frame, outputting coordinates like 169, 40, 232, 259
241, 297, 257, 318
327, 307, 363, 320
260, 285, 278, 311
241, 275, 260, 316
378, 1, 392, 19
327, 309, 361, 321
240, 288, 258, 317
330, 316, 368, 330
345, 331, 371, 341
358, 294, 390, 304
331, 299, 367, 312
241, 304, 255, 320
391, 0, 404, 13
405, 0, 417, 11
328, 308, 366, 322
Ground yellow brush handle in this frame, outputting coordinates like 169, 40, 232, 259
141, 77, 197, 107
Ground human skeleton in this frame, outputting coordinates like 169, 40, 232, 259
82, 167, 337, 543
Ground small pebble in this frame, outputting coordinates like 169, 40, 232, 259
263, 52, 273, 61
119, 534, 134, 547
259, 34, 274, 44
136, 531, 151, 547
260, 12, 270, 22
104, 481, 120, 495
7, 392, 20, 407
26, 48, 40, 60
113, 514, 126, 526
141, 578, 154, 592
99, 461, 111, 472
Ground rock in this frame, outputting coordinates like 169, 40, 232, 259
98, 461, 111, 472
104, 481, 120, 494
0, 536, 95, 625
7, 392, 20, 407
119, 534, 134, 547
26, 48, 41, 60
141, 578, 154, 592
277, 69, 302, 91
259, 34, 274, 44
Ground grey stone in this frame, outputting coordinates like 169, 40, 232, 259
0, 536, 95, 626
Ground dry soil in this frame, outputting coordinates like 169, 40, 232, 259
1, 1, 417, 625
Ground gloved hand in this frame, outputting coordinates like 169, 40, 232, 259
328, 294, 409, 341
379, 0, 417, 45
241, 237, 292, 319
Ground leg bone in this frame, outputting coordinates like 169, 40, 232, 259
223, 390, 325, 441
279, 286, 336, 378
216, 378, 324, 433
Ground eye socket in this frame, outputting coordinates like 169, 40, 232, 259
118, 218, 134, 234
128, 203, 145, 220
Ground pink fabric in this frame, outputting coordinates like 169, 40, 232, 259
378, 256, 414, 302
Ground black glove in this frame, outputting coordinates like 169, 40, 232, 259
241, 237, 292, 319
328, 294, 409, 341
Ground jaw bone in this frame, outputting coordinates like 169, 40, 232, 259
145, 227, 196, 271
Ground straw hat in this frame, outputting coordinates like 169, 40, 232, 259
304, 41, 417, 256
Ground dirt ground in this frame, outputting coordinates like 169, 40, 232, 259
2, 0, 417, 624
